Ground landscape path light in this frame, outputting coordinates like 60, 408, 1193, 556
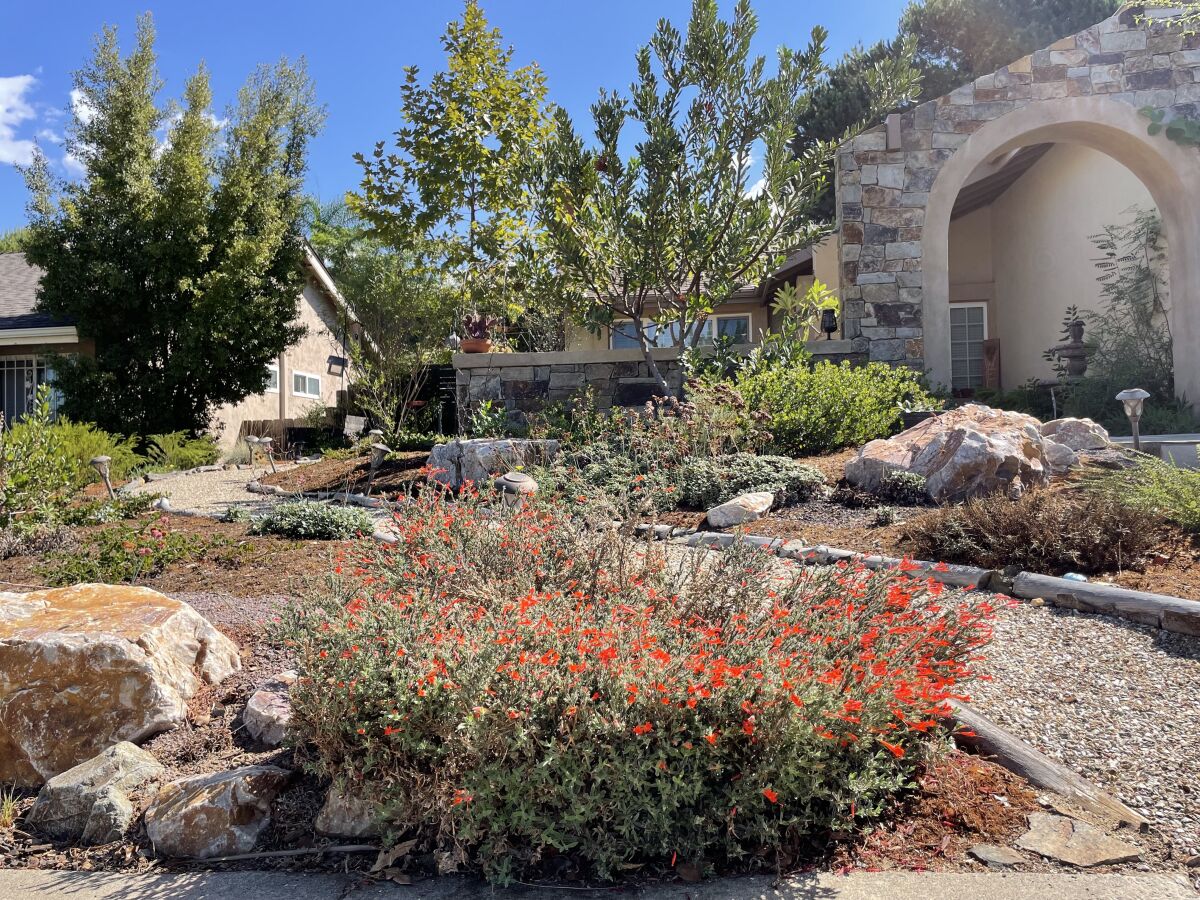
1115, 388, 1151, 452
493, 471, 538, 511
259, 437, 278, 474
90, 455, 115, 500
365, 442, 391, 499
245, 435, 262, 477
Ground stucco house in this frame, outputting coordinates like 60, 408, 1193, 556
831, 5, 1200, 402
0, 244, 357, 449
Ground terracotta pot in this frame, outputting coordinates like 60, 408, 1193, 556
460, 338, 493, 353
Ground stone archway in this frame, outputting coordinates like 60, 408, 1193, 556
923, 97, 1200, 399
835, 10, 1200, 402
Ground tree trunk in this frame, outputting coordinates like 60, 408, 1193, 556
631, 313, 671, 398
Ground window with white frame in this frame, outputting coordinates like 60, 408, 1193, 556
610, 315, 751, 350
266, 362, 279, 393
292, 371, 321, 398
0, 356, 59, 423
950, 303, 987, 391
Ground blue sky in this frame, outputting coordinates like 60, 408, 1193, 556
0, 0, 908, 233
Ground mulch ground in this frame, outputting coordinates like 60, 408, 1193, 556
260, 451, 428, 498
0, 515, 341, 597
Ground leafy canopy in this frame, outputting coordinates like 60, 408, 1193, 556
23, 14, 324, 435
539, 0, 919, 393
352, 0, 552, 322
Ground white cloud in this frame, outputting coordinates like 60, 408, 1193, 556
69, 88, 98, 127
0, 74, 38, 166
36, 128, 62, 144
745, 177, 766, 199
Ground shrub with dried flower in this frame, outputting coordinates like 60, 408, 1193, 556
279, 486, 998, 883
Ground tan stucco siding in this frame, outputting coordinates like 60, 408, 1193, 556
211, 278, 351, 448
987, 144, 1153, 389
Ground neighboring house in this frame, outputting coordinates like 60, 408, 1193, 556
565, 241, 842, 353
0, 245, 358, 448
832, 7, 1200, 401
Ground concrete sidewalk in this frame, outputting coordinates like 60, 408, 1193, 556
0, 870, 1194, 900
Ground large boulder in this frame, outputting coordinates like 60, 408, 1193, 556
706, 492, 774, 528
27, 742, 164, 845
1039, 417, 1111, 451
0, 584, 241, 787
845, 404, 1051, 503
427, 438, 559, 489
144, 765, 291, 859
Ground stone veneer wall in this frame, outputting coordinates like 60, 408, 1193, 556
454, 343, 864, 424
836, 8, 1200, 371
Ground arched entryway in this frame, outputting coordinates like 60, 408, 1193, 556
922, 97, 1200, 402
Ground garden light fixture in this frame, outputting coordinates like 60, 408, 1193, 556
364, 442, 391, 499
1115, 388, 1151, 452
259, 436, 277, 474
90, 455, 115, 500
245, 435, 262, 476
493, 471, 538, 510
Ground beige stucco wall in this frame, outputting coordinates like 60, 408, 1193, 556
210, 278, 351, 449
983, 143, 1153, 390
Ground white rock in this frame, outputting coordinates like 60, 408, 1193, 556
243, 671, 296, 748
846, 404, 1050, 503
144, 765, 291, 859
1040, 417, 1111, 451
28, 742, 164, 844
314, 785, 380, 838
427, 438, 559, 489
1043, 439, 1080, 473
707, 491, 774, 528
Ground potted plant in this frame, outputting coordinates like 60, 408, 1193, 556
460, 313, 497, 353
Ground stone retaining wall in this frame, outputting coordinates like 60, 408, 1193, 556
454, 343, 866, 423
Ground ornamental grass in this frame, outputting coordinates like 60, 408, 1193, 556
279, 486, 998, 883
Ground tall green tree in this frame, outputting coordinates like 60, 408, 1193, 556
23, 14, 324, 435
352, 0, 553, 330
0, 227, 29, 253
304, 197, 458, 440
538, 0, 919, 395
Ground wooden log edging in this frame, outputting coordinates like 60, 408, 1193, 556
1012, 572, 1200, 637
634, 524, 1200, 636
950, 701, 1150, 831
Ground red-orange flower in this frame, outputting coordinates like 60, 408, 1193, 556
762, 788, 778, 803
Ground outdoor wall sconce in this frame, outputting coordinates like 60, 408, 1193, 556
493, 471, 538, 511
327, 355, 348, 377
90, 455, 115, 500
1116, 388, 1151, 452
821, 308, 838, 340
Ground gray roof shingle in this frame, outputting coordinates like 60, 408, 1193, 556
0, 252, 72, 330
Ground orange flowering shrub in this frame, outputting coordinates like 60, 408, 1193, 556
280, 488, 998, 883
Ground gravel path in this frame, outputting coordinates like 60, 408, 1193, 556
128, 466, 298, 518
969, 601, 1200, 858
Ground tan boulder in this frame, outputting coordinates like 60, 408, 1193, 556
243, 670, 296, 748
845, 404, 1050, 502
314, 784, 380, 838
0, 584, 240, 787
1040, 417, 1111, 451
706, 491, 775, 528
144, 765, 291, 859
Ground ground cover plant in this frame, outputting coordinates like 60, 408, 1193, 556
677, 455, 825, 508
252, 500, 374, 540
1085, 453, 1200, 534
280, 486, 998, 884
901, 488, 1161, 574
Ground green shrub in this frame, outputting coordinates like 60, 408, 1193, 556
51, 420, 141, 487
0, 386, 73, 531
901, 489, 1160, 574
279, 488, 997, 884
736, 361, 940, 456
145, 431, 220, 472
38, 515, 215, 585
872, 470, 929, 506
61, 492, 158, 526
1085, 454, 1200, 533
677, 454, 824, 508
252, 501, 373, 540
